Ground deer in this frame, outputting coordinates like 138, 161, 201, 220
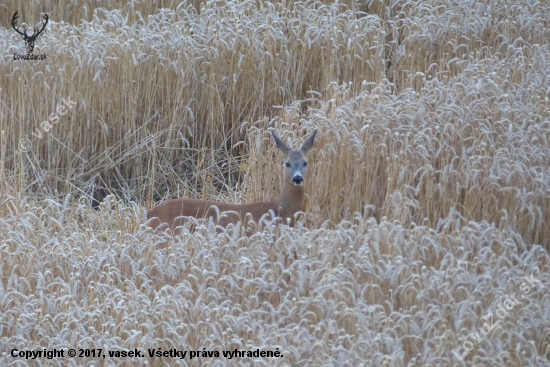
146, 130, 317, 232
12, 11, 49, 54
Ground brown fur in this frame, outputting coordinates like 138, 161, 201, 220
146, 130, 316, 231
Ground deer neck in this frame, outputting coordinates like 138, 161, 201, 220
275, 180, 305, 225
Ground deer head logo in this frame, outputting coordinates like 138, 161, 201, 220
12, 11, 49, 54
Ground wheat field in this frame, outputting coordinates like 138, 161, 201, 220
1, 0, 549, 365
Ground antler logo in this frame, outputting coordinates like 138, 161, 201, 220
12, 11, 49, 54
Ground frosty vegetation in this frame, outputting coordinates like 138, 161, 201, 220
0, 0, 549, 365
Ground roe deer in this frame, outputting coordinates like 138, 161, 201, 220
146, 130, 317, 231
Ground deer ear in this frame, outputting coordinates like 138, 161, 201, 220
272, 131, 290, 153
300, 130, 317, 153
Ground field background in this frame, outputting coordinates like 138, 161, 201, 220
1, 0, 549, 366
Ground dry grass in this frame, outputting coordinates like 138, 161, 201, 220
1, 0, 550, 365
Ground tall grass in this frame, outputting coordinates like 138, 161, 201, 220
0, 0, 549, 365
1, 0, 548, 248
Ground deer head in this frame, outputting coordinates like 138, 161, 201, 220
12, 11, 49, 54
272, 130, 317, 187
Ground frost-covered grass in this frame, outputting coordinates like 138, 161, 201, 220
1, 0, 550, 366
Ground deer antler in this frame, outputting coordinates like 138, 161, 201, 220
33, 14, 49, 39
11, 11, 26, 37
11, 12, 49, 41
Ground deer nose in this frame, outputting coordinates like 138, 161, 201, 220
293, 175, 304, 185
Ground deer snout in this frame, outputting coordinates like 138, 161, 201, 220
292, 175, 304, 185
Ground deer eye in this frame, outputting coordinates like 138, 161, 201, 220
303, 162, 307, 167
285, 162, 290, 167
